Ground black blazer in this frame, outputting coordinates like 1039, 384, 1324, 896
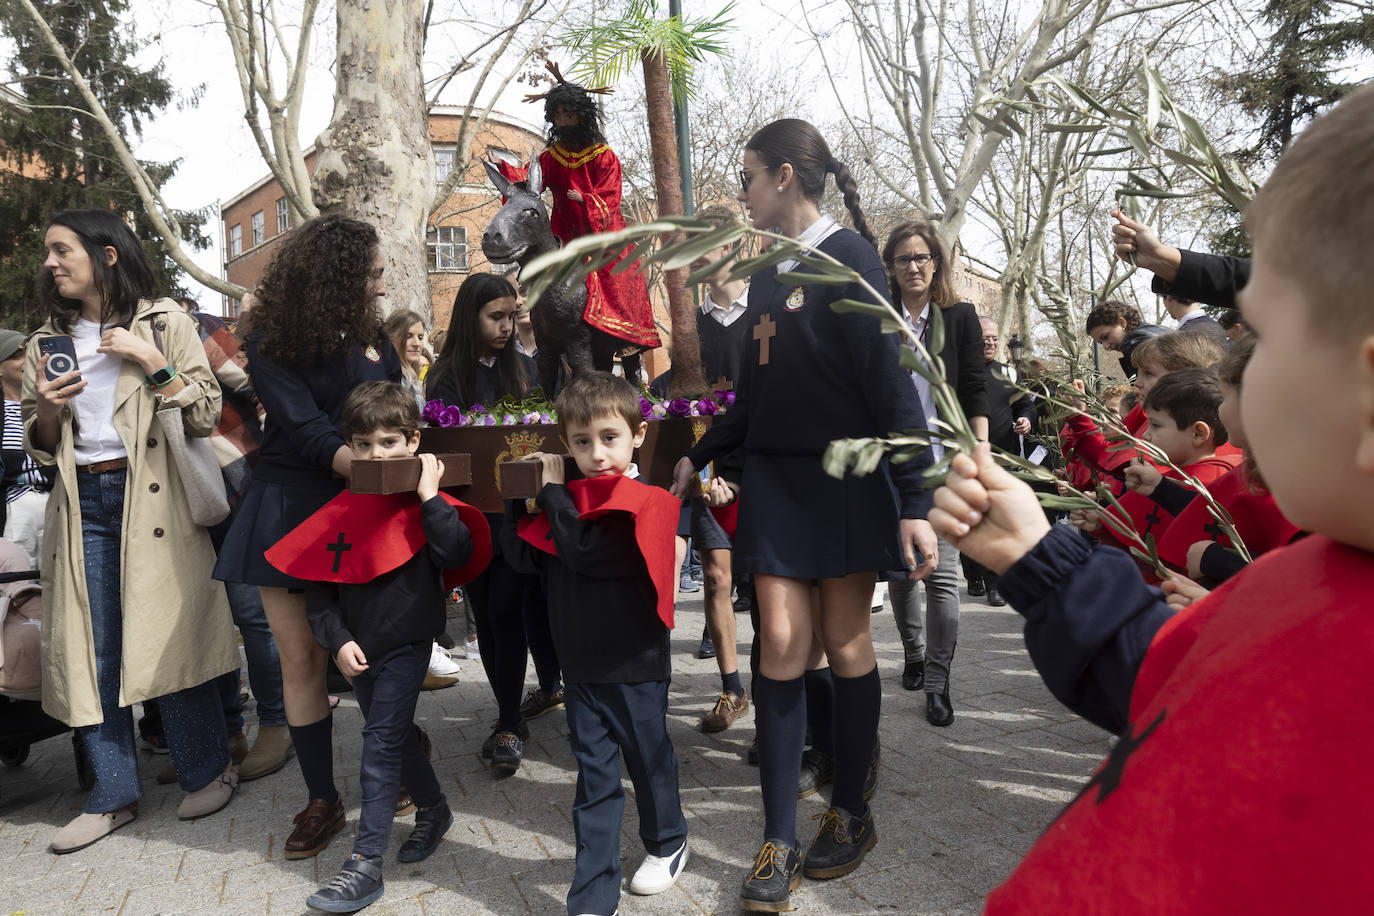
1151, 249, 1250, 309
906, 300, 989, 423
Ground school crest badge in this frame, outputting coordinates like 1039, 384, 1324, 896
785, 287, 806, 312
364, 345, 381, 363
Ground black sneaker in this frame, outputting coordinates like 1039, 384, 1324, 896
490, 731, 523, 772
480, 720, 529, 759
518, 687, 566, 721
397, 797, 452, 863
803, 807, 877, 879
739, 841, 802, 912
307, 854, 384, 912
797, 747, 835, 799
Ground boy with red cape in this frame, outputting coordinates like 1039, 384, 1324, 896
496, 62, 660, 353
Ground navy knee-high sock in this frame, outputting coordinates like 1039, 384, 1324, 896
830, 666, 880, 817
804, 667, 835, 758
755, 674, 806, 850
288, 714, 338, 804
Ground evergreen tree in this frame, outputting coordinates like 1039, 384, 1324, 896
1218, 0, 1374, 165
0, 0, 207, 331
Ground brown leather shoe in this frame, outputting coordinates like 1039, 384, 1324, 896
701, 690, 749, 733
283, 797, 346, 860
395, 790, 416, 817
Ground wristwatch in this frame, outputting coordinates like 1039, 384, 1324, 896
146, 365, 177, 389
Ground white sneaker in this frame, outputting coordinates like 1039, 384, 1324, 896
464, 636, 481, 660
429, 642, 461, 677
628, 839, 688, 895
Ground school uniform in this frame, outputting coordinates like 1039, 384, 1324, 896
500, 475, 685, 916
983, 526, 1374, 914
212, 337, 401, 588
425, 351, 538, 409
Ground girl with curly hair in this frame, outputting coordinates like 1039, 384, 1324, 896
1084, 299, 1168, 379
214, 214, 401, 861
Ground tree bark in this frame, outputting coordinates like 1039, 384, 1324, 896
313, 0, 433, 322
641, 47, 707, 398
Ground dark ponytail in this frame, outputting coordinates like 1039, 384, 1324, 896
828, 156, 876, 249
746, 118, 877, 248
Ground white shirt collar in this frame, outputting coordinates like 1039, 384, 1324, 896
478, 354, 497, 368
776, 215, 841, 274
1176, 309, 1206, 327
700, 288, 750, 326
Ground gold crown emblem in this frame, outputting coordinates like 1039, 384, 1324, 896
494, 428, 554, 490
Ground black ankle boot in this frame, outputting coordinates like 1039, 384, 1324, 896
398, 797, 453, 863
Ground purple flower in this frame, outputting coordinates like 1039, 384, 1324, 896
640, 397, 654, 420
521, 411, 541, 425
482, 415, 497, 427
650, 403, 668, 419
696, 399, 718, 416
539, 412, 554, 424
438, 405, 463, 427
666, 397, 692, 418
502, 413, 517, 426
422, 399, 448, 424
722, 391, 736, 407
470, 403, 486, 414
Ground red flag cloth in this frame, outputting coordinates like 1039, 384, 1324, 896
516, 475, 679, 629
265, 491, 491, 588
708, 498, 739, 539
983, 535, 1374, 915
1155, 461, 1303, 571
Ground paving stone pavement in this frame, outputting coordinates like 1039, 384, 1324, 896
0, 581, 1110, 915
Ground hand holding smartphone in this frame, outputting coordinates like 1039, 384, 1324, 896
39, 335, 80, 383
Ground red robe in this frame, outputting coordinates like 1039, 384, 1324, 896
264, 491, 492, 588
500, 146, 660, 350
984, 535, 1374, 914
1155, 461, 1304, 572
516, 474, 679, 628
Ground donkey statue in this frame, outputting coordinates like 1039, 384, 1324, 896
481, 155, 641, 396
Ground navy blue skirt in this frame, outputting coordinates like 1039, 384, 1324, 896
735, 452, 902, 579
212, 474, 342, 588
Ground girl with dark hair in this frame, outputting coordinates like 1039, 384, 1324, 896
1084, 299, 1168, 378
25, 209, 241, 852
425, 271, 562, 771
213, 214, 401, 862
426, 272, 532, 408
879, 221, 988, 728
671, 118, 938, 911
382, 309, 429, 411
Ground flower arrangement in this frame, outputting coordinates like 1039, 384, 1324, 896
639, 389, 735, 421
423, 387, 734, 428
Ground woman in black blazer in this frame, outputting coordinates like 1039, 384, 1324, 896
881, 221, 988, 727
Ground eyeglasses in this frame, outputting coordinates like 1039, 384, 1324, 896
982, 336, 999, 343
890, 253, 939, 270
738, 167, 767, 191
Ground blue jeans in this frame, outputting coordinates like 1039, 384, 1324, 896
223, 579, 285, 727
350, 641, 441, 857
78, 469, 229, 813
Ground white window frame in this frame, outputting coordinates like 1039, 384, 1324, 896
276, 198, 289, 233
427, 225, 468, 271
228, 223, 242, 257
433, 144, 458, 187
251, 210, 265, 246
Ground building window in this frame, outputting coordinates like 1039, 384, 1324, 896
433, 144, 457, 186
427, 226, 468, 271
228, 223, 242, 257
276, 198, 290, 233
251, 210, 265, 246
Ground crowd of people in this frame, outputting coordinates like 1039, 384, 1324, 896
2, 70, 1370, 916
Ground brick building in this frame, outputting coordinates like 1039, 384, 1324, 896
218, 108, 546, 329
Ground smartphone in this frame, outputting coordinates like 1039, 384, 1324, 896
39, 335, 80, 383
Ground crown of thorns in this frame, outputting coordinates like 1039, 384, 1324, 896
521, 61, 614, 103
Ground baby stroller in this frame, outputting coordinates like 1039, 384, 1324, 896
0, 538, 94, 796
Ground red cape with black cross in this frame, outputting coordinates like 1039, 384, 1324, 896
515, 474, 679, 629
264, 491, 492, 588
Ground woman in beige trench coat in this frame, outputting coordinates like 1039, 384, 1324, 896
23, 210, 242, 853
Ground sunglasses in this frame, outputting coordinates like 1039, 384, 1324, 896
738, 167, 768, 191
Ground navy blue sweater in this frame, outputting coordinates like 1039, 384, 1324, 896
687, 229, 933, 518
247, 337, 401, 486
500, 484, 670, 685
306, 495, 476, 659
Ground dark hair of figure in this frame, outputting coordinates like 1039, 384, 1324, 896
744, 118, 877, 249
1084, 299, 1144, 335
555, 370, 641, 439
340, 380, 422, 442
40, 209, 155, 333
544, 81, 606, 150
244, 214, 384, 366
1143, 366, 1229, 446
881, 220, 956, 310
426, 272, 529, 408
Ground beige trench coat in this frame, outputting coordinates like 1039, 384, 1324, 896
22, 298, 239, 727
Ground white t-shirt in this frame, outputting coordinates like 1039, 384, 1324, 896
70, 319, 128, 465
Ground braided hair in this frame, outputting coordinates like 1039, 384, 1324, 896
744, 119, 877, 248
